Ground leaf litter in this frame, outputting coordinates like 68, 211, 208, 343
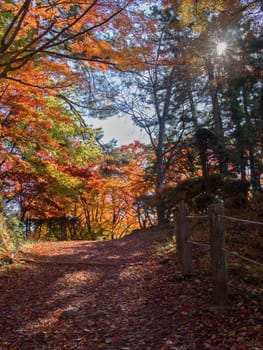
0, 229, 262, 349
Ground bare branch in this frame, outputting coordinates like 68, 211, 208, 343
4, 76, 75, 90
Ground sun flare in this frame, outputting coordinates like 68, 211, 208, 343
216, 41, 227, 55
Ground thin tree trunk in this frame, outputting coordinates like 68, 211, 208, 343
154, 67, 176, 224
249, 148, 261, 191
206, 59, 227, 175
187, 79, 199, 130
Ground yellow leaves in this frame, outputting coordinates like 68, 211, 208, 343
44, 162, 84, 191
174, 0, 225, 31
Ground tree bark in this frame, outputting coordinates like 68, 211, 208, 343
206, 59, 227, 175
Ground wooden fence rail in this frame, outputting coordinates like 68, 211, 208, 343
174, 202, 263, 309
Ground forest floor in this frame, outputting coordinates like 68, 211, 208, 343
0, 226, 262, 350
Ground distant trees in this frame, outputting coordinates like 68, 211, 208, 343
23, 141, 150, 240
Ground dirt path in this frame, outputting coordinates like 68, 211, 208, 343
0, 231, 262, 349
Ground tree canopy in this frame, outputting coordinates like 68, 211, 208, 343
0, 0, 262, 241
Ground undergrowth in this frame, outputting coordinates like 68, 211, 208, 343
154, 236, 176, 260
0, 208, 24, 264
154, 210, 263, 291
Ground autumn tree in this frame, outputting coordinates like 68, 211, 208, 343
79, 141, 153, 239
168, 0, 263, 182
27, 141, 152, 240
1, 0, 262, 243
115, 0, 263, 221
115, 6, 199, 224
0, 0, 149, 81
0, 0, 159, 241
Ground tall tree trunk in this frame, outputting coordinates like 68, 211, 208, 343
187, 78, 199, 130
249, 148, 261, 191
155, 112, 166, 224
206, 59, 228, 175
153, 67, 176, 225
156, 172, 166, 224
240, 153, 247, 181
242, 86, 261, 191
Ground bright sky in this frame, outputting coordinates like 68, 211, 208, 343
89, 115, 149, 146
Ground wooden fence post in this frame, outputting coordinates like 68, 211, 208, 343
175, 202, 192, 276
208, 203, 228, 308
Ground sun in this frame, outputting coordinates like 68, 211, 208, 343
216, 41, 227, 55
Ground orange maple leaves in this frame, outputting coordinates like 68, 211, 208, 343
0, 0, 160, 239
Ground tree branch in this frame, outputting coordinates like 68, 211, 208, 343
0, 0, 32, 53
4, 76, 75, 90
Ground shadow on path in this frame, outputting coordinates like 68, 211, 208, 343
1, 233, 262, 350
0, 234, 182, 349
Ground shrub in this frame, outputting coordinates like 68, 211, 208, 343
249, 191, 263, 217
193, 192, 219, 213
223, 179, 250, 198
0, 203, 24, 262
223, 180, 249, 209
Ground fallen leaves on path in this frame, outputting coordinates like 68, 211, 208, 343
0, 230, 262, 349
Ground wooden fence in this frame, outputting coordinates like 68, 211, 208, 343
175, 202, 263, 309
